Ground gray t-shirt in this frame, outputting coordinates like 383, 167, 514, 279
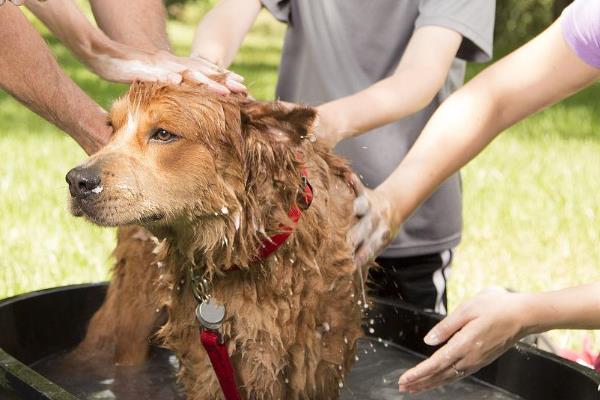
262, 0, 495, 257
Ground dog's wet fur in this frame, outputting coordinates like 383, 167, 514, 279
68, 81, 365, 399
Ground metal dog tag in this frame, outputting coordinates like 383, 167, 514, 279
196, 298, 226, 331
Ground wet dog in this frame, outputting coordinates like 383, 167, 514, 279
67, 81, 365, 399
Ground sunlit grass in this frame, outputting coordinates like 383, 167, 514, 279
1, 6, 598, 353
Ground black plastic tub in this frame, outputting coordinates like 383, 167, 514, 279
1, 283, 599, 399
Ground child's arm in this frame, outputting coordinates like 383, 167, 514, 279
190, 0, 262, 68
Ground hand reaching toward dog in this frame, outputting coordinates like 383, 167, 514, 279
86, 46, 246, 94
22, 0, 246, 94
349, 175, 398, 269
398, 289, 532, 393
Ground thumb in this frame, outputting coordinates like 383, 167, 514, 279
424, 307, 472, 346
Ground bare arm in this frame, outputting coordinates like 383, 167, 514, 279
24, 0, 242, 92
0, 3, 110, 155
382, 19, 600, 394
190, 0, 262, 68
398, 282, 600, 393
89, 0, 171, 52
351, 20, 600, 267
385, 20, 600, 226
316, 26, 462, 148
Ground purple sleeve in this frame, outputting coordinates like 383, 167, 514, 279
561, 0, 600, 68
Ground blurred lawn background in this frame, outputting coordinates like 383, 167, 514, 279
1, 2, 599, 353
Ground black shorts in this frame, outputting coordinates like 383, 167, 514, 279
368, 249, 454, 314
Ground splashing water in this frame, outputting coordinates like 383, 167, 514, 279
31, 340, 522, 400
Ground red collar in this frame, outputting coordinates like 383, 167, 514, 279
256, 167, 313, 260
199, 168, 313, 400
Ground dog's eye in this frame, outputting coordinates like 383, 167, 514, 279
151, 128, 178, 143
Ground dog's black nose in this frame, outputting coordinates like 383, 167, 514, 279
66, 167, 102, 198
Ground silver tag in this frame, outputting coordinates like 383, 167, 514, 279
196, 298, 226, 330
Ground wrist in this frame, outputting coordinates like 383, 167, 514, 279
374, 182, 408, 229
85, 31, 128, 66
316, 102, 351, 145
190, 51, 225, 70
515, 293, 548, 337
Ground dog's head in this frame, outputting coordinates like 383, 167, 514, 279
67, 81, 317, 245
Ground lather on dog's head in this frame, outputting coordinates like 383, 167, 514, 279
66, 81, 317, 258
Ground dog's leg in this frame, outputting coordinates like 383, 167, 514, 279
74, 226, 163, 365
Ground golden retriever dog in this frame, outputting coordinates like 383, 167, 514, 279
66, 81, 366, 399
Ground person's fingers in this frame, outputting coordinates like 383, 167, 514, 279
401, 366, 465, 393
188, 55, 225, 74
183, 70, 230, 95
167, 73, 183, 85
353, 243, 370, 270
423, 305, 473, 346
227, 71, 245, 82
349, 174, 366, 198
398, 339, 463, 386
348, 214, 372, 249
353, 194, 370, 217
353, 223, 387, 266
225, 77, 248, 93
0, 0, 6, 6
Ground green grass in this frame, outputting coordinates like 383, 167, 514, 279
1, 8, 599, 353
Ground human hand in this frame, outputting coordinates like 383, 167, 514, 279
349, 175, 397, 269
398, 288, 533, 393
315, 102, 352, 149
87, 44, 245, 95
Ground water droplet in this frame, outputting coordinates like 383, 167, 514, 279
155, 308, 160, 313
354, 355, 359, 361
221, 206, 229, 215
368, 327, 375, 334
344, 336, 348, 344
285, 378, 289, 384
338, 382, 344, 388
369, 319, 375, 325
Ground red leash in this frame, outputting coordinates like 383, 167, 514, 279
197, 167, 313, 400
200, 330, 242, 400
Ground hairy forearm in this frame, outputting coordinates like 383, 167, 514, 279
191, 0, 261, 67
0, 4, 110, 155
25, 0, 119, 69
522, 283, 600, 333
380, 21, 600, 226
90, 0, 170, 52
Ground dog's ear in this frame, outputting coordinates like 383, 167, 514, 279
240, 101, 318, 145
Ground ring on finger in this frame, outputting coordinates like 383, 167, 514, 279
451, 363, 465, 378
